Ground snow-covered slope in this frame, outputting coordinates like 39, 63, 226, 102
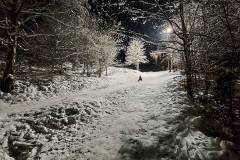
0, 68, 236, 160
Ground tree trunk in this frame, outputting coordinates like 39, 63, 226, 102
105, 64, 108, 76
136, 62, 139, 71
98, 59, 102, 78
105, 60, 108, 76
83, 63, 86, 74
168, 56, 171, 72
204, 73, 210, 96
184, 52, 194, 99
2, 49, 15, 93
180, 1, 194, 99
1, 1, 21, 92
86, 64, 90, 77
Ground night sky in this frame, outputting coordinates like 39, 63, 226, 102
88, 0, 174, 38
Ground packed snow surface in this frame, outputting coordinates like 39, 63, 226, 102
0, 68, 225, 160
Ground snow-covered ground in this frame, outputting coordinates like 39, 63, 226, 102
0, 70, 110, 104
0, 68, 234, 160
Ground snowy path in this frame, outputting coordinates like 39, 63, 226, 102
67, 72, 181, 160
0, 71, 184, 160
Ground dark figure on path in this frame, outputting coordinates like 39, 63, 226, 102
138, 75, 142, 82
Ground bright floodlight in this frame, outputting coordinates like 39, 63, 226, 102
166, 27, 172, 33
163, 27, 172, 33
162, 26, 173, 34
